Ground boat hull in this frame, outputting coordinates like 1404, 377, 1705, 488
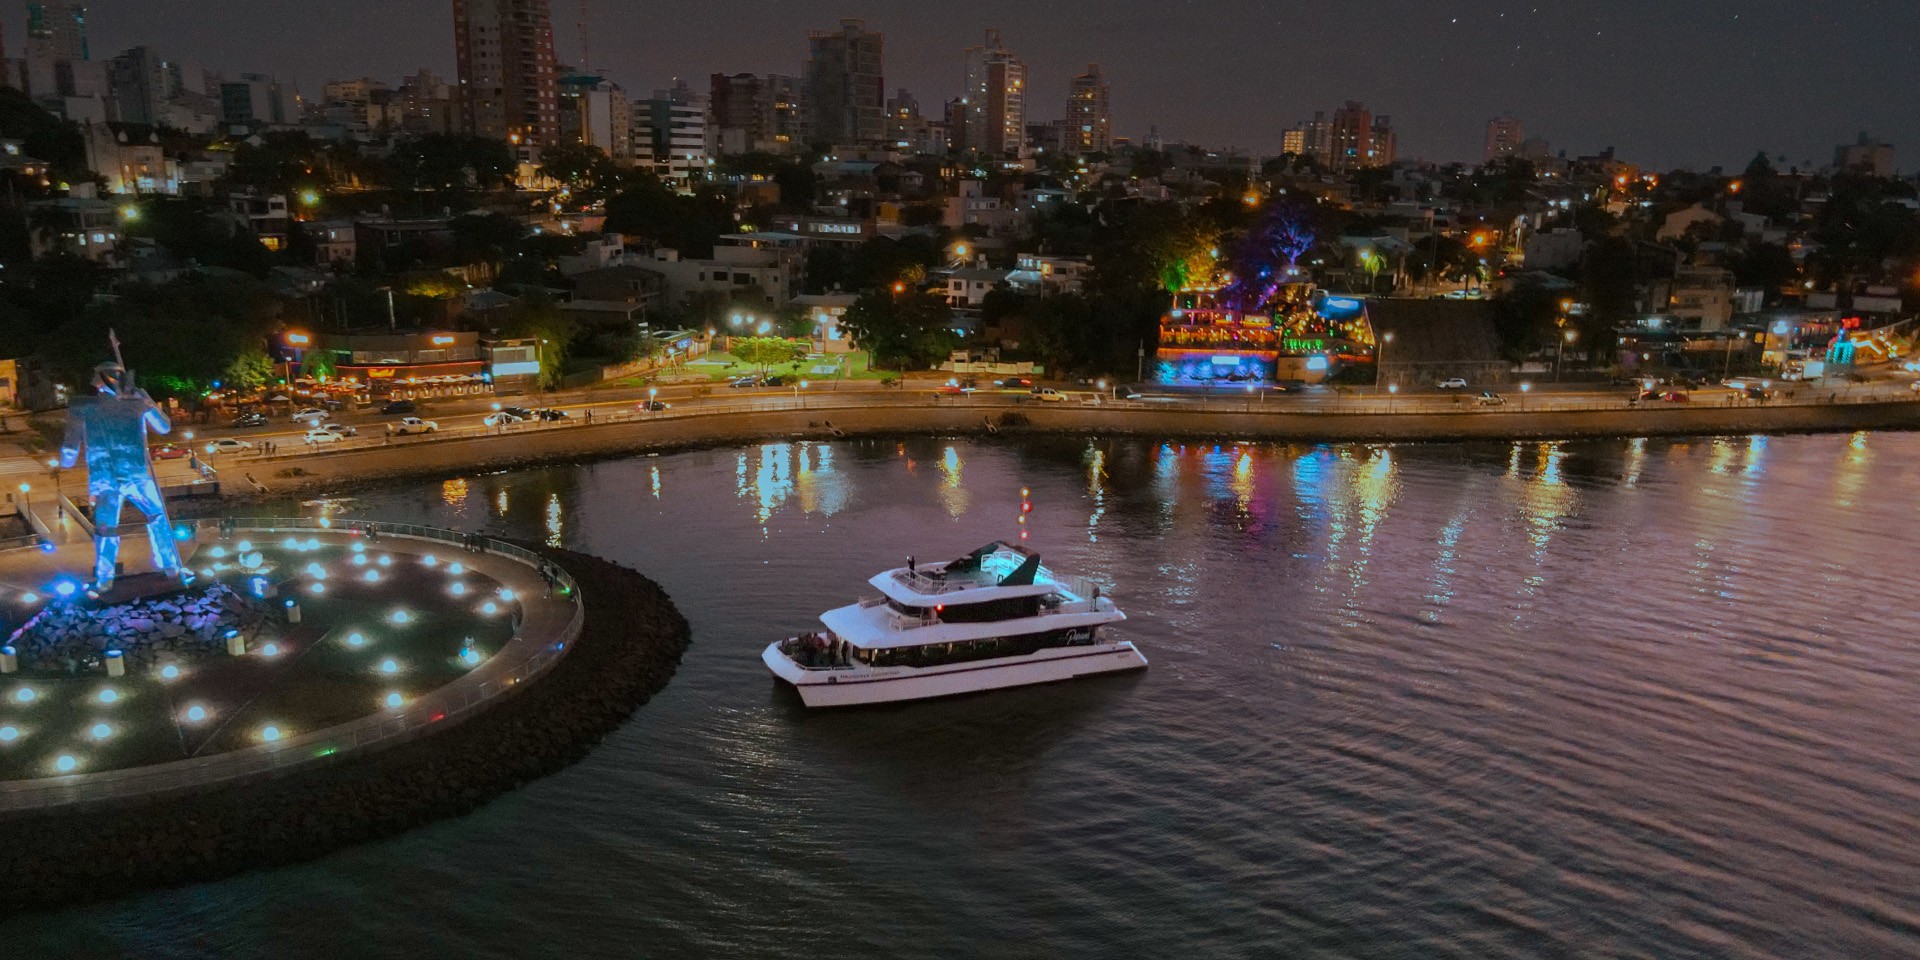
763, 642, 1148, 708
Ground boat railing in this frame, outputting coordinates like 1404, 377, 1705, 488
891, 568, 995, 594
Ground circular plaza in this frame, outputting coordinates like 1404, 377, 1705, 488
0, 520, 582, 811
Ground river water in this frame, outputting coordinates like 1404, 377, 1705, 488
8, 433, 1920, 959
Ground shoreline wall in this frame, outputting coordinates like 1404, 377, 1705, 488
236, 399, 1920, 498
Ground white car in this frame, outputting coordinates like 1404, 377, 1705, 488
483, 411, 525, 427
318, 422, 357, 437
1474, 391, 1508, 406
302, 428, 346, 445
387, 417, 440, 436
1030, 387, 1067, 403
1436, 378, 1469, 390
290, 408, 328, 424
205, 438, 254, 455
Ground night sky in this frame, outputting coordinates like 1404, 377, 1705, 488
48, 0, 1920, 170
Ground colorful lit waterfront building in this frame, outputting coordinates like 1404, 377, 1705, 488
1155, 279, 1376, 386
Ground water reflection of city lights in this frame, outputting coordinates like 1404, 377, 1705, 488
442, 478, 470, 507
546, 491, 566, 546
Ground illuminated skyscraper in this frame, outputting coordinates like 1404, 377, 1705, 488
1485, 113, 1524, 164
963, 30, 1025, 156
1065, 64, 1111, 155
453, 0, 560, 146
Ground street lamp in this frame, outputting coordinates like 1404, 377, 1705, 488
1557, 329, 1577, 382
1520, 381, 1532, 410
648, 387, 658, 413
1377, 331, 1394, 390
17, 482, 29, 511
1387, 383, 1398, 412
794, 380, 809, 408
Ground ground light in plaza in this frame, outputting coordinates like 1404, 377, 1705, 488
0, 527, 534, 784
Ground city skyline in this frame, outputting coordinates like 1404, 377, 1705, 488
43, 0, 1920, 170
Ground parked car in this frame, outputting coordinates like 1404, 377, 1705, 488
290, 408, 328, 424
381, 400, 417, 415
1474, 391, 1507, 406
150, 443, 190, 460
230, 412, 270, 429
1436, 378, 1469, 390
387, 417, 439, 436
637, 400, 671, 412
205, 438, 253, 455
1030, 387, 1067, 403
483, 411, 525, 427
302, 429, 346, 445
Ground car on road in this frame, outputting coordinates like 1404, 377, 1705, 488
637, 400, 671, 412
230, 412, 270, 429
205, 438, 254, 455
1030, 387, 1067, 403
150, 443, 190, 460
939, 378, 978, 395
482, 411, 525, 427
534, 408, 570, 421
290, 408, 328, 424
318, 422, 357, 437
1747, 386, 1782, 401
1474, 391, 1507, 406
501, 406, 536, 419
729, 376, 765, 388
381, 400, 417, 415
302, 428, 347, 445
997, 377, 1034, 389
387, 417, 439, 436
1436, 378, 1470, 390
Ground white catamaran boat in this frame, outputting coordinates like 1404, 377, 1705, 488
763, 541, 1148, 707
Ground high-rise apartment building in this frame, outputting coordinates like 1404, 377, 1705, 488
634, 82, 712, 187
963, 30, 1024, 156
453, 0, 560, 146
1484, 113, 1523, 164
1285, 101, 1393, 171
1065, 63, 1111, 155
559, 74, 631, 161
709, 73, 807, 154
24, 1, 105, 117
805, 19, 884, 146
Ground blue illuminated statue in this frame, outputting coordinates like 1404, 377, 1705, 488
58, 348, 185, 590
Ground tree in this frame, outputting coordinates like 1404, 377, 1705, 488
840, 290, 957, 369
730, 336, 805, 374
223, 348, 275, 392
388, 134, 516, 196
501, 294, 578, 390
602, 176, 734, 257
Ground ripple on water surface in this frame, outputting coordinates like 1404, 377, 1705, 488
8, 434, 1920, 960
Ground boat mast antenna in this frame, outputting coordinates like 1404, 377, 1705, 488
1017, 487, 1032, 542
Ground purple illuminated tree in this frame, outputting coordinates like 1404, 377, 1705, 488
1220, 202, 1318, 313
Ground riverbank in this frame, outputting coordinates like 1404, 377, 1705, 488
0, 545, 690, 915
210, 396, 1920, 499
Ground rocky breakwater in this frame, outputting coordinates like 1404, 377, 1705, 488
7, 583, 260, 673
0, 545, 690, 914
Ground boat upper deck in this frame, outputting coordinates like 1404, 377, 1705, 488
874, 541, 1110, 606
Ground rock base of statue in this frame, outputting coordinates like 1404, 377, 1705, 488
5, 579, 268, 675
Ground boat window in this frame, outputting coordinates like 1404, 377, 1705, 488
863, 628, 1098, 668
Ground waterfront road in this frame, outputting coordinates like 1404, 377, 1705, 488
2, 375, 1915, 494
